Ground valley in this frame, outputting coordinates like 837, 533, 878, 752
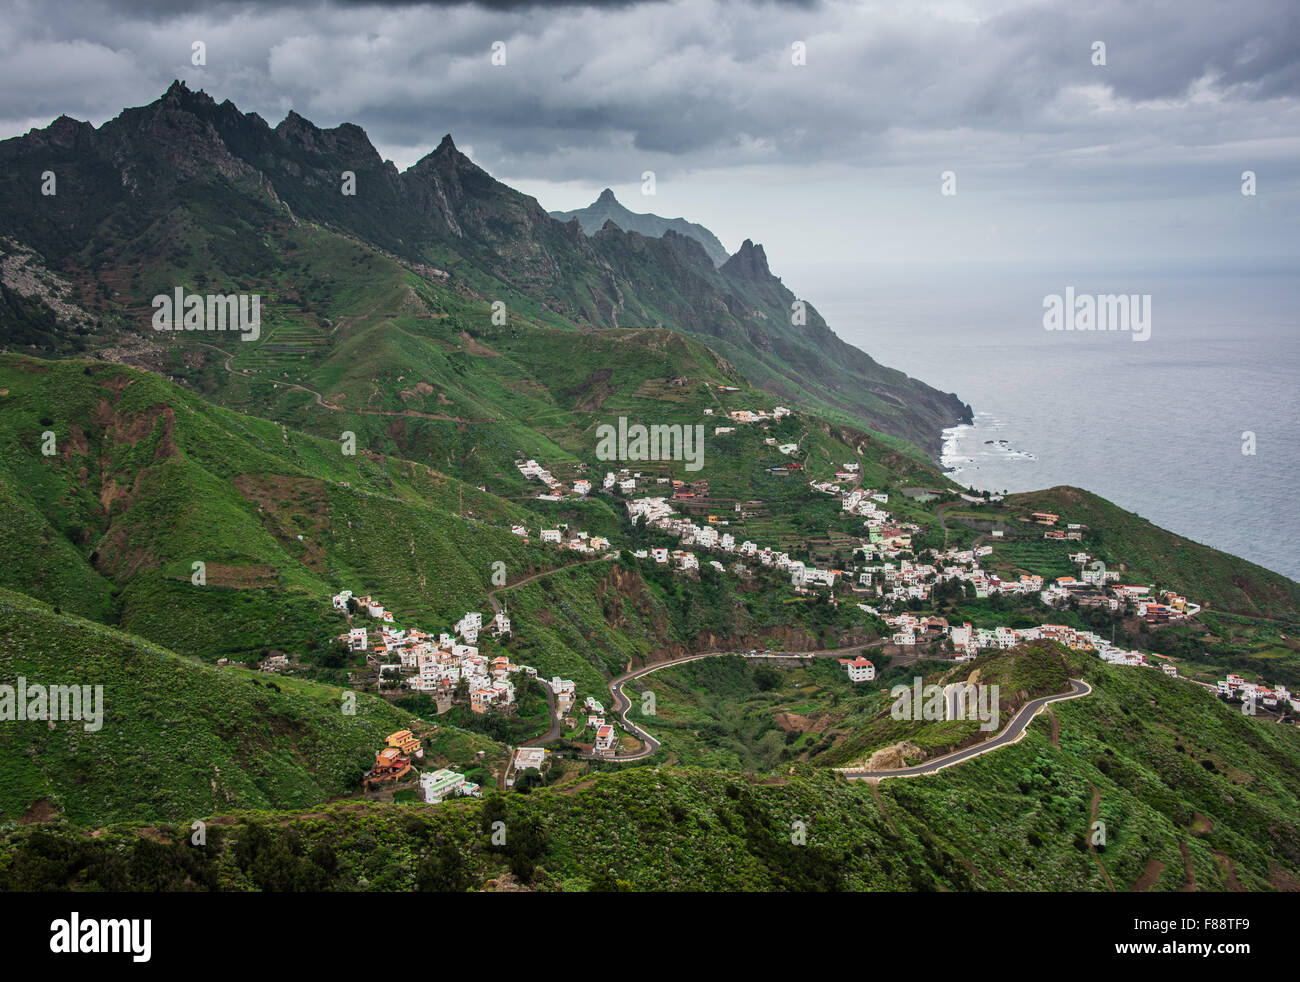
0, 83, 1297, 894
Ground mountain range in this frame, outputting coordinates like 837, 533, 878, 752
549, 188, 732, 267
0, 81, 969, 455
0, 82, 1297, 893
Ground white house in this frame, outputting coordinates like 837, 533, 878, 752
594, 724, 618, 756
513, 747, 546, 772
422, 768, 480, 803
455, 612, 482, 643
840, 656, 875, 682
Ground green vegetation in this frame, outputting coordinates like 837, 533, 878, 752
0, 588, 420, 825
0, 84, 1297, 893
5, 646, 1299, 891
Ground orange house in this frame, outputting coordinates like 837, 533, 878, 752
386, 729, 423, 758
368, 747, 412, 784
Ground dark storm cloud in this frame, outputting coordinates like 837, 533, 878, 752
84, 0, 816, 13
3, 0, 1295, 166
0, 0, 1295, 261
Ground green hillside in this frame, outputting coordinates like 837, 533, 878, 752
0, 83, 970, 455
0, 588, 423, 826
0, 354, 580, 660
4, 646, 1298, 890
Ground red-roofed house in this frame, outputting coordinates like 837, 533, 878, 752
838, 656, 876, 682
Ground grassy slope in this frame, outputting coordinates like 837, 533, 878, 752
0, 588, 423, 826
0, 354, 571, 660
1006, 486, 1300, 620
4, 647, 1298, 891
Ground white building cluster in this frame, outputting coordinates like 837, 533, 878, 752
1216, 674, 1298, 712
724, 406, 792, 426
332, 589, 524, 713
626, 496, 838, 587
517, 457, 562, 493
511, 522, 610, 553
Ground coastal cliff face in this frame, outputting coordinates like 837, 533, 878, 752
0, 82, 969, 456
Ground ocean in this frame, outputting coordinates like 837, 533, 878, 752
781, 260, 1300, 582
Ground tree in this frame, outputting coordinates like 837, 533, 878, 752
416, 842, 470, 892
316, 640, 349, 669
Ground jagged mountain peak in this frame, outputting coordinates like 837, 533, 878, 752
161, 78, 217, 111
722, 238, 771, 281
550, 189, 731, 268
0, 84, 972, 454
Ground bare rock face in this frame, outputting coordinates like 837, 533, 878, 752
865, 740, 925, 771
720, 239, 771, 282
0, 83, 973, 454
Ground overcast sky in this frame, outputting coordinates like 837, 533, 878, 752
2, 0, 1296, 268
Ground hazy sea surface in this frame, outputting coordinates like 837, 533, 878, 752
782, 260, 1300, 582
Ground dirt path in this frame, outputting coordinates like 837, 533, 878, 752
936, 502, 952, 550
555, 776, 601, 796
869, 782, 901, 837
1212, 850, 1245, 890
1088, 786, 1116, 892
1132, 858, 1165, 892
1177, 840, 1197, 891
1047, 707, 1060, 748
486, 554, 618, 614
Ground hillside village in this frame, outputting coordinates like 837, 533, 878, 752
522, 444, 1299, 719
257, 425, 1298, 801
323, 582, 631, 788
330, 589, 521, 712
362, 727, 486, 805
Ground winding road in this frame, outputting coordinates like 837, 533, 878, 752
575, 648, 1092, 780
835, 678, 1093, 780
600, 644, 885, 762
